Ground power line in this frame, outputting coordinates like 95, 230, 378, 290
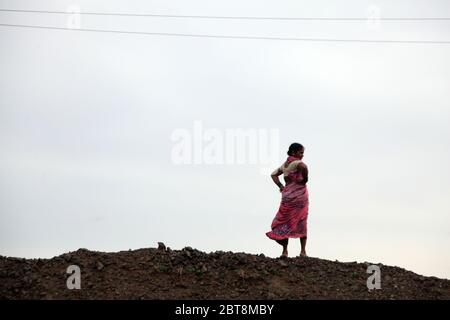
1, 8, 450, 21
1, 23, 450, 44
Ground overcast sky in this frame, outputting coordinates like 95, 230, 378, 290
1, 0, 450, 280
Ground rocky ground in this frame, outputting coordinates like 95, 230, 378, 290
1, 244, 449, 299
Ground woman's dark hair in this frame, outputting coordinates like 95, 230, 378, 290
287, 143, 304, 156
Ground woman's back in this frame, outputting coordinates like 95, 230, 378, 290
277, 159, 306, 185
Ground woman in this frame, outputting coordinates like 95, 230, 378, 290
266, 143, 309, 258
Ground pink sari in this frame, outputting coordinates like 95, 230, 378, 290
266, 156, 309, 241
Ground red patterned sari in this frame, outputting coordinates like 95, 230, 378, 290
266, 156, 309, 241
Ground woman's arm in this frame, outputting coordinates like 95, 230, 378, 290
271, 167, 284, 192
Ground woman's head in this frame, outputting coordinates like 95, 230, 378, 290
287, 143, 304, 158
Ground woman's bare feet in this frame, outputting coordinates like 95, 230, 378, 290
276, 238, 289, 258
299, 237, 307, 257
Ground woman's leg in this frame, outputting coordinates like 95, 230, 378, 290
300, 237, 307, 256
276, 239, 289, 256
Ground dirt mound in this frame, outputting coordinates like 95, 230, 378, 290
1, 245, 449, 299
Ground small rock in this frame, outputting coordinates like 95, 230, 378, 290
96, 262, 104, 271
267, 292, 277, 299
279, 260, 288, 267
157, 242, 166, 250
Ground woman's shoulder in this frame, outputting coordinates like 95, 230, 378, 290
297, 161, 308, 169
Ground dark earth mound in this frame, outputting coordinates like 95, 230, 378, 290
1, 245, 449, 299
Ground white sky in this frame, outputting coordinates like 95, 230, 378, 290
1, 0, 450, 280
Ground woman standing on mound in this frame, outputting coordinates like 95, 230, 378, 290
266, 143, 309, 258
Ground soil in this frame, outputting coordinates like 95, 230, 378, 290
1, 245, 449, 299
